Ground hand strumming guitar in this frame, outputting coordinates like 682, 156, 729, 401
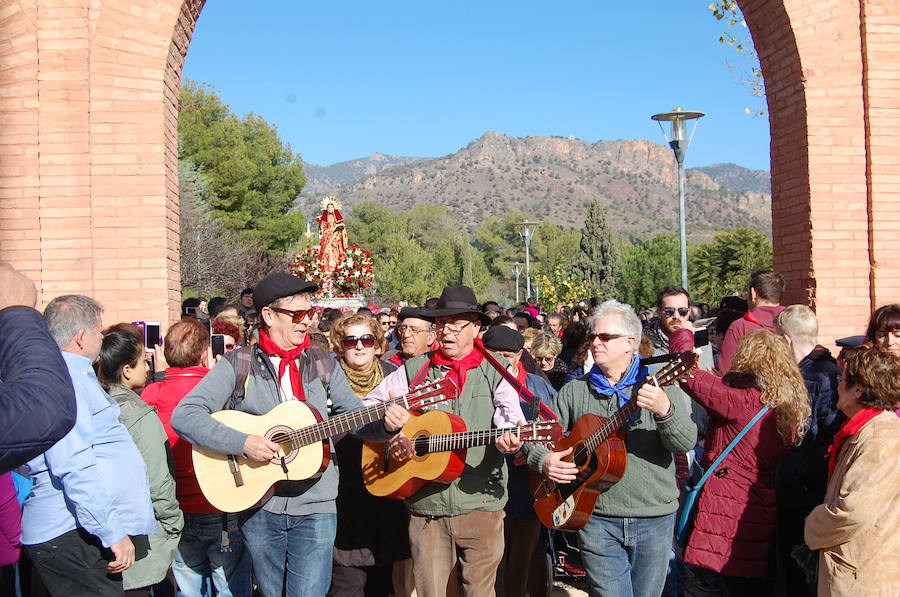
243, 435, 281, 462
389, 433, 414, 462
541, 447, 578, 483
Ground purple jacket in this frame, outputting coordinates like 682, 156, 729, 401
0, 473, 21, 566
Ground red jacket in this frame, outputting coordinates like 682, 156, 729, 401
671, 328, 790, 578
717, 305, 785, 373
142, 366, 217, 514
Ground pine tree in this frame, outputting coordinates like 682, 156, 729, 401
576, 200, 621, 299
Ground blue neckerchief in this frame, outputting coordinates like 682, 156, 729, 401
587, 355, 648, 408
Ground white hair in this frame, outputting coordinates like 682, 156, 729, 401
44, 295, 103, 347
586, 299, 642, 339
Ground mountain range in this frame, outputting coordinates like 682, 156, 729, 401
299, 132, 771, 243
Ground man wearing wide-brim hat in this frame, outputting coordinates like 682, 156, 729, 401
173, 273, 408, 597
364, 285, 526, 596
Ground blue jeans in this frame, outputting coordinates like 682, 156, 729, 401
173, 513, 252, 597
240, 509, 337, 597
577, 513, 676, 597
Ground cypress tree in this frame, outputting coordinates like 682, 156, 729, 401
576, 200, 621, 299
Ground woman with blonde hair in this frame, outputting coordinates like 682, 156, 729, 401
669, 326, 810, 595
327, 314, 412, 597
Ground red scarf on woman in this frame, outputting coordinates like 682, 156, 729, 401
431, 339, 485, 391
826, 407, 882, 475
258, 329, 309, 401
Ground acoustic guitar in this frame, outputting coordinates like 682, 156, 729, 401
192, 378, 457, 512
361, 409, 563, 499
531, 352, 697, 530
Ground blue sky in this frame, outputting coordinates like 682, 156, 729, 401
183, 1, 770, 170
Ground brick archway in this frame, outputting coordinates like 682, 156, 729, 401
0, 0, 897, 342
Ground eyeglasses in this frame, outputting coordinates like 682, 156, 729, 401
662, 307, 691, 318
397, 324, 430, 335
536, 355, 556, 364
435, 320, 475, 335
380, 320, 397, 328
588, 332, 628, 343
225, 342, 236, 351
343, 334, 376, 349
269, 306, 317, 323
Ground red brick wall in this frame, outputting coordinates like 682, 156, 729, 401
741, 0, 900, 346
0, 0, 203, 328
0, 0, 897, 342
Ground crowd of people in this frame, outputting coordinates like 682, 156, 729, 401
0, 260, 898, 597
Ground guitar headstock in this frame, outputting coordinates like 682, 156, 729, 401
654, 351, 698, 387
519, 420, 564, 442
405, 377, 459, 410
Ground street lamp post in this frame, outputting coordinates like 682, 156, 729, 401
651, 107, 704, 291
516, 220, 539, 301
512, 261, 523, 304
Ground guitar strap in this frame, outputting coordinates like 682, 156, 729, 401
474, 342, 557, 422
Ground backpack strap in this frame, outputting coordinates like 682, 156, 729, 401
300, 347, 336, 390
223, 347, 254, 411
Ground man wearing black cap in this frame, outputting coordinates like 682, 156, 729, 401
481, 326, 557, 597
172, 273, 408, 597
382, 307, 437, 367
364, 285, 526, 596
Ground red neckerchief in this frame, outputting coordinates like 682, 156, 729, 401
826, 407, 881, 475
430, 339, 485, 391
257, 329, 309, 401
515, 361, 528, 388
387, 352, 404, 367
742, 309, 763, 327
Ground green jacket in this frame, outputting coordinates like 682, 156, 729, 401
109, 384, 183, 590
402, 353, 509, 517
525, 375, 696, 518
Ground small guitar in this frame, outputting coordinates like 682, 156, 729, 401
531, 352, 697, 530
361, 409, 563, 499
192, 378, 457, 512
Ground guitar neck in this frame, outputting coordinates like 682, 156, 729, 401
417, 428, 507, 454
286, 396, 402, 447
584, 398, 640, 453
416, 427, 550, 454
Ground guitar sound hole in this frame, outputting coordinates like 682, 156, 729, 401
270, 432, 288, 444
413, 441, 428, 458
572, 448, 589, 468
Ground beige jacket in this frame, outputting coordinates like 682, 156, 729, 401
804, 410, 900, 597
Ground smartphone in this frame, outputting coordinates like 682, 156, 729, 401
144, 322, 161, 349
694, 328, 710, 348
211, 334, 226, 358
185, 306, 197, 316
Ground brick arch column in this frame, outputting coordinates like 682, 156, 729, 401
740, 0, 900, 343
0, 0, 204, 326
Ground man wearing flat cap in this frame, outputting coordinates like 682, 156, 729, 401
364, 285, 527, 596
382, 307, 438, 367
172, 273, 408, 597
482, 326, 557, 597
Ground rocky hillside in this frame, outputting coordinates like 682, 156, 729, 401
695, 163, 771, 194
297, 132, 771, 243
301, 153, 430, 195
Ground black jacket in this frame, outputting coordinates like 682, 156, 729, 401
0, 307, 77, 473
775, 346, 845, 512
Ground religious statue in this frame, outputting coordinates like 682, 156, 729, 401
317, 196, 349, 285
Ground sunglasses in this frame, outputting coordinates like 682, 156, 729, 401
269, 306, 317, 323
343, 334, 376, 349
588, 333, 627, 343
663, 307, 691, 318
